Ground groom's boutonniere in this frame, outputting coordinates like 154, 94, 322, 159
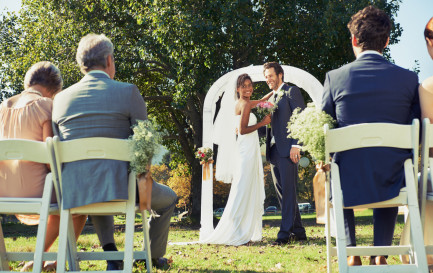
274, 89, 288, 106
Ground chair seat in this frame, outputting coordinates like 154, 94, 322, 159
346, 187, 407, 209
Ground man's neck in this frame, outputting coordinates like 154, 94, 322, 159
87, 70, 110, 78
356, 50, 382, 59
273, 82, 285, 92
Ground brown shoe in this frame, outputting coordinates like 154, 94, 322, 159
347, 256, 362, 266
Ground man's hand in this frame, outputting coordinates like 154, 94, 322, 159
290, 147, 301, 164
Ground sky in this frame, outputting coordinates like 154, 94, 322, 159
0, 0, 432, 82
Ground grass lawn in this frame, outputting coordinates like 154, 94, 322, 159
2, 209, 407, 272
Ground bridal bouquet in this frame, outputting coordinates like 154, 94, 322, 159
129, 119, 162, 174
287, 103, 336, 162
256, 101, 275, 116
196, 147, 214, 180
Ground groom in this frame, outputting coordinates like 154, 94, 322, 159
263, 62, 307, 245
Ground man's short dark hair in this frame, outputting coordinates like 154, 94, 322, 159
263, 62, 284, 82
347, 6, 391, 52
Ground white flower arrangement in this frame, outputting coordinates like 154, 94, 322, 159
129, 120, 162, 174
287, 103, 336, 162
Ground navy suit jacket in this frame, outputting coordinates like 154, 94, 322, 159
265, 83, 306, 161
322, 53, 420, 206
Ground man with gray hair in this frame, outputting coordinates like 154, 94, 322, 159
52, 33, 177, 270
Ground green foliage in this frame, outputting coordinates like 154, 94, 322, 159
287, 103, 336, 162
0, 0, 402, 217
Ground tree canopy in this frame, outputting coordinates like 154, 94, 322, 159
0, 0, 402, 218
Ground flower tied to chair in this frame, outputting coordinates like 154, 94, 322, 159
313, 162, 330, 224
196, 147, 214, 180
129, 120, 163, 212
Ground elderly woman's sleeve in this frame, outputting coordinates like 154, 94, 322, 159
130, 84, 148, 124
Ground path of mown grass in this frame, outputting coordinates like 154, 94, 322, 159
2, 210, 406, 272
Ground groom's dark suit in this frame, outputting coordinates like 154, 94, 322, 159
266, 83, 306, 241
321, 52, 420, 246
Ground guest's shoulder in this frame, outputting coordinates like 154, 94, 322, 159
107, 79, 138, 92
421, 75, 433, 94
33, 96, 53, 109
327, 61, 355, 76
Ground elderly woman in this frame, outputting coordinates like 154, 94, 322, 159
0, 61, 87, 271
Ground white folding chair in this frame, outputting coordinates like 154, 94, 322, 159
52, 136, 152, 273
324, 119, 428, 273
419, 118, 433, 262
0, 138, 59, 273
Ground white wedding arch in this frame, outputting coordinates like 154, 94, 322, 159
200, 65, 324, 240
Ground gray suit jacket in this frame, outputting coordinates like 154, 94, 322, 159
52, 72, 147, 209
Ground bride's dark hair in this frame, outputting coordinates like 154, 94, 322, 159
425, 17, 433, 40
236, 73, 253, 99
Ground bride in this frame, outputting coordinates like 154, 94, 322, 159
201, 73, 272, 245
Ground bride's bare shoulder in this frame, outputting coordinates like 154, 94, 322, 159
421, 76, 433, 94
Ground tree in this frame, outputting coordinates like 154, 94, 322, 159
167, 164, 192, 209
0, 0, 401, 219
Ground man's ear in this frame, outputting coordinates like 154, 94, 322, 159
427, 37, 433, 47
351, 35, 358, 47
384, 37, 390, 48
106, 55, 113, 67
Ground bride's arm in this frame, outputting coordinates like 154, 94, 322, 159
250, 91, 273, 108
260, 91, 274, 102
239, 101, 271, 135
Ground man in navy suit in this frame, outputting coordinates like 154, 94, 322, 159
263, 62, 306, 245
321, 6, 420, 266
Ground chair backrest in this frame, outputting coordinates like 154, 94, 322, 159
0, 138, 59, 200
0, 138, 53, 164
324, 119, 419, 176
52, 136, 131, 188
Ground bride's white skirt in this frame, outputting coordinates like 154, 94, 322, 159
201, 119, 265, 245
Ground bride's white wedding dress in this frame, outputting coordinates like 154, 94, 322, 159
201, 113, 265, 245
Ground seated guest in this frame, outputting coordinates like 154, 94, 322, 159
0, 61, 87, 272
321, 6, 420, 266
419, 17, 433, 127
52, 33, 177, 270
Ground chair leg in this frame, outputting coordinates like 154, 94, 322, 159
32, 174, 54, 272
0, 224, 9, 271
57, 208, 79, 273
142, 210, 152, 273
404, 161, 429, 272
123, 202, 136, 272
330, 164, 349, 273
325, 173, 332, 273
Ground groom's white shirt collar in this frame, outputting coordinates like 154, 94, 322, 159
272, 82, 285, 95
87, 70, 110, 78
357, 50, 382, 59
